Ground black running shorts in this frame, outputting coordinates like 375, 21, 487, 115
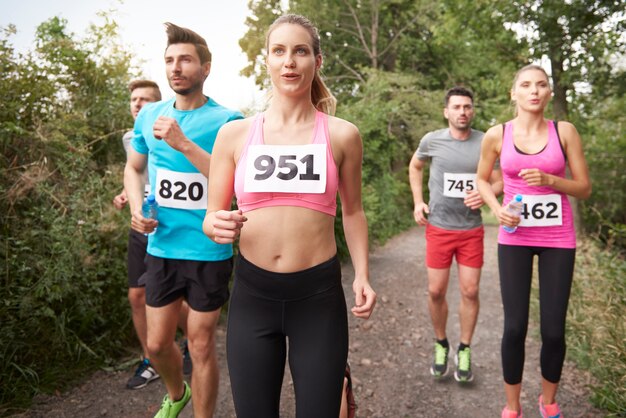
141, 254, 233, 312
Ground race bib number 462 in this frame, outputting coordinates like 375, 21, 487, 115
155, 169, 207, 210
443, 173, 476, 198
244, 144, 327, 193
518, 194, 563, 227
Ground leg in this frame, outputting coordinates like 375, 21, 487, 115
126, 229, 149, 358
427, 267, 451, 340
178, 301, 190, 335
457, 264, 480, 345
498, 244, 534, 413
455, 225, 484, 345
288, 284, 348, 418
146, 299, 185, 401
227, 280, 286, 418
128, 286, 148, 358
186, 308, 221, 418
537, 247, 575, 404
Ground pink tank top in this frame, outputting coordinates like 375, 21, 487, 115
498, 120, 576, 248
234, 111, 339, 216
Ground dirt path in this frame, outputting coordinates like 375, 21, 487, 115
19, 226, 602, 417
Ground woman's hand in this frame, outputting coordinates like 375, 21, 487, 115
209, 209, 247, 244
351, 278, 376, 319
496, 205, 521, 229
518, 168, 553, 187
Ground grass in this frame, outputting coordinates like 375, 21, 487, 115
565, 237, 626, 416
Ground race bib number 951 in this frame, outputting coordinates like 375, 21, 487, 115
443, 173, 476, 198
155, 169, 207, 210
244, 144, 327, 193
518, 194, 562, 227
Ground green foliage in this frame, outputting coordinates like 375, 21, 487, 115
239, 0, 286, 89
501, 0, 626, 119
336, 70, 442, 247
567, 237, 626, 414
577, 95, 626, 250
0, 16, 135, 414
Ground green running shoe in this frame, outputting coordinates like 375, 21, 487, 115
454, 346, 474, 382
430, 341, 449, 378
154, 381, 191, 418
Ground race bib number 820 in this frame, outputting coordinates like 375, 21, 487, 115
155, 169, 207, 210
244, 144, 327, 193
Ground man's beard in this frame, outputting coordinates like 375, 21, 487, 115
170, 79, 202, 96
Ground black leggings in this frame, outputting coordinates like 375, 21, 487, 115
227, 254, 348, 418
498, 244, 575, 384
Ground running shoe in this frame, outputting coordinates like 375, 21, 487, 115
429, 341, 449, 377
154, 381, 191, 418
181, 339, 192, 375
454, 346, 474, 382
539, 395, 562, 418
126, 358, 160, 390
501, 406, 523, 418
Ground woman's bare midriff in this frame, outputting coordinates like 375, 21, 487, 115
239, 206, 337, 273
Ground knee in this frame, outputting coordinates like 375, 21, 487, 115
127, 288, 145, 312
460, 284, 479, 302
146, 337, 171, 359
541, 328, 565, 350
428, 285, 447, 302
188, 333, 216, 361
503, 320, 528, 345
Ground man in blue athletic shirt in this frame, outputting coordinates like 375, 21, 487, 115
124, 22, 243, 418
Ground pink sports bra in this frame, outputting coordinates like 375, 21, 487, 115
234, 111, 339, 216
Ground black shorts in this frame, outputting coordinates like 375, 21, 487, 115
127, 229, 148, 288
141, 254, 232, 312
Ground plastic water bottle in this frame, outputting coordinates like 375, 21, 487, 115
502, 194, 523, 233
141, 194, 159, 236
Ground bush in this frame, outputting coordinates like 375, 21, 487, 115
0, 16, 137, 414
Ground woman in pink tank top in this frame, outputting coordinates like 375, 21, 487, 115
203, 14, 375, 418
477, 65, 591, 418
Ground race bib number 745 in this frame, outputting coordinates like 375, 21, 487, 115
443, 173, 476, 198
244, 144, 327, 193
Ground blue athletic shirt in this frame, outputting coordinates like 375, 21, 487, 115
132, 97, 243, 261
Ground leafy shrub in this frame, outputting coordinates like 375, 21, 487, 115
0, 16, 136, 414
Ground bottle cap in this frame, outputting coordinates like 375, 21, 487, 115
147, 194, 156, 203
514, 194, 522, 202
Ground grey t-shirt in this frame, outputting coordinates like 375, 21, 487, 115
415, 128, 484, 230
122, 130, 149, 190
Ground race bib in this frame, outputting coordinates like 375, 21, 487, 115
518, 194, 562, 227
144, 183, 151, 198
244, 144, 327, 193
155, 169, 207, 210
443, 173, 476, 198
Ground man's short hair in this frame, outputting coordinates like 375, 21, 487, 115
128, 80, 162, 101
444, 87, 474, 106
164, 22, 212, 65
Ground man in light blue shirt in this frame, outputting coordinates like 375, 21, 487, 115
124, 22, 242, 418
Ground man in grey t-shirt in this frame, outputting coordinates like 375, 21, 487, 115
113, 80, 192, 389
408, 87, 502, 383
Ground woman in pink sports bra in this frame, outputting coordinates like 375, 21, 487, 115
477, 65, 591, 418
203, 14, 375, 418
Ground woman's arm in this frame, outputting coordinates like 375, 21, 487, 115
203, 121, 248, 243
333, 118, 376, 319
477, 125, 520, 229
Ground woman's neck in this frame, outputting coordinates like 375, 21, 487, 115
265, 96, 317, 125
514, 110, 546, 133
